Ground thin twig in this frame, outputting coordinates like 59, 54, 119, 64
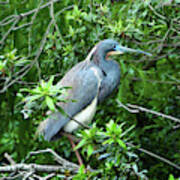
0, 0, 9, 4
49, 0, 64, 43
23, 170, 35, 180
0, 19, 52, 93
116, 100, 139, 113
0, 0, 61, 48
127, 104, 180, 123
0, 0, 60, 26
172, 124, 180, 130
13, 22, 32, 31
0, 5, 74, 93
4, 153, 15, 165
130, 77, 179, 85
157, 23, 171, 53
118, 101, 180, 123
127, 142, 180, 170
33, 173, 56, 180
0, 173, 25, 180
23, 148, 79, 170
28, 0, 44, 56
148, 3, 166, 20
0, 18, 19, 46
0, 63, 32, 93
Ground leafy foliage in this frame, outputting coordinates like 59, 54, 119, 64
0, 0, 180, 179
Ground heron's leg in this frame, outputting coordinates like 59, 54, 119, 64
63, 133, 83, 166
60, 132, 80, 143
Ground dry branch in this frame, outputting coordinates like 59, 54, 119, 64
23, 148, 79, 170
127, 103, 180, 123
117, 100, 180, 123
0, 148, 81, 179
0, 0, 61, 47
0, 18, 19, 45
0, 163, 78, 173
0, 0, 60, 26
0, 5, 73, 94
4, 153, 15, 165
148, 3, 166, 20
127, 143, 180, 170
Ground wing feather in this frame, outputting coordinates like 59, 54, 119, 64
38, 61, 102, 141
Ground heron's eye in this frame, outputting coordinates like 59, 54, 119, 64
113, 45, 116, 49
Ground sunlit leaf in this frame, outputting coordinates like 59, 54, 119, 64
45, 96, 55, 111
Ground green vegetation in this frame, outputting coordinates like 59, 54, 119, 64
0, 0, 180, 179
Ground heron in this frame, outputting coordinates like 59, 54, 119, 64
38, 39, 151, 165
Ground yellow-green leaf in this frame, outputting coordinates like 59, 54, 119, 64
45, 96, 55, 111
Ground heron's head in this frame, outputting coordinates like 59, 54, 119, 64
95, 39, 152, 59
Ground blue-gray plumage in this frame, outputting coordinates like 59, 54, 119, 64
38, 61, 103, 141
97, 60, 120, 103
38, 39, 151, 141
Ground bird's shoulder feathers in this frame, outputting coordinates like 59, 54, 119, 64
38, 60, 103, 141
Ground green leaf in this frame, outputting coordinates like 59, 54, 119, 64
24, 94, 42, 103
47, 76, 54, 89
45, 96, 55, 111
103, 139, 113, 145
74, 139, 86, 150
87, 144, 94, 158
168, 174, 175, 180
120, 125, 135, 138
117, 139, 126, 149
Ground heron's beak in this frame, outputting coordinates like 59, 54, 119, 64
109, 45, 152, 56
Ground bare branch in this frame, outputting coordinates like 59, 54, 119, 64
23, 170, 35, 180
117, 100, 139, 113
0, 0, 61, 47
0, 148, 81, 178
49, 0, 64, 43
0, 62, 33, 93
130, 77, 179, 85
0, 19, 52, 92
157, 24, 171, 53
127, 142, 180, 170
0, 18, 19, 46
0, 5, 74, 93
0, 163, 78, 173
0, 0, 60, 26
0, 0, 9, 4
23, 148, 79, 170
117, 101, 180, 123
4, 153, 16, 165
0, 173, 25, 180
173, 124, 180, 130
148, 3, 166, 20
127, 104, 180, 123
28, 0, 44, 56
33, 173, 56, 180
12, 22, 32, 31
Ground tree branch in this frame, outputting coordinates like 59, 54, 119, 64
127, 103, 180, 123
0, 0, 61, 26
23, 148, 79, 170
0, 163, 78, 173
127, 142, 180, 170
117, 100, 180, 123
0, 5, 73, 93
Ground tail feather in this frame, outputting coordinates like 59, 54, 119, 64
36, 112, 69, 141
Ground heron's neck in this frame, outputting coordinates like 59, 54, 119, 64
92, 50, 106, 66
92, 51, 110, 75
